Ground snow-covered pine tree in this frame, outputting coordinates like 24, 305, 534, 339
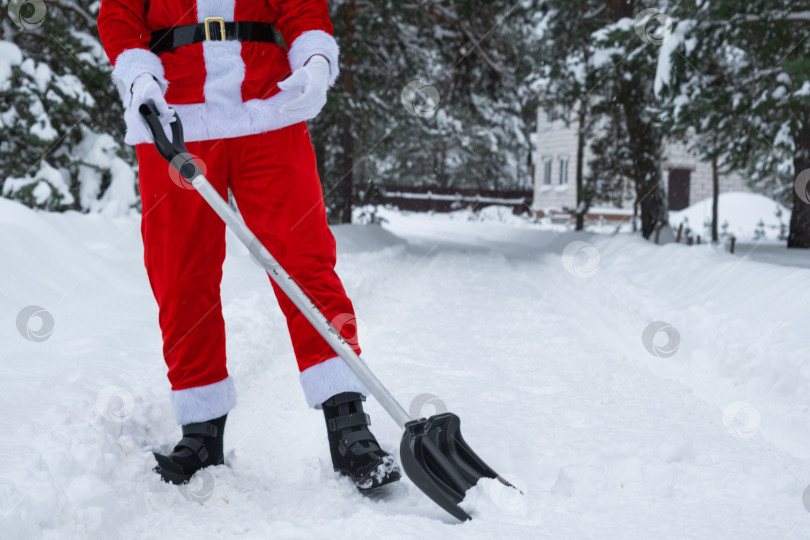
586, 0, 668, 239
309, 0, 423, 223
537, 0, 609, 230
310, 0, 542, 223
412, 0, 541, 191
657, 0, 810, 248
536, 1, 668, 238
1, 0, 137, 214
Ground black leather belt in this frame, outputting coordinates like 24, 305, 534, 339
150, 17, 276, 54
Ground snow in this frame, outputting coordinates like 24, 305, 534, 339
29, 113, 58, 142
101, 158, 138, 217
53, 73, 96, 107
669, 192, 790, 242
0, 104, 18, 128
3, 161, 75, 207
0, 41, 23, 92
75, 130, 137, 216
654, 19, 693, 97
774, 121, 794, 149
20, 59, 52, 94
0, 200, 809, 539
589, 46, 624, 70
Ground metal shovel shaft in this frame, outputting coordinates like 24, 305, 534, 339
189, 174, 413, 428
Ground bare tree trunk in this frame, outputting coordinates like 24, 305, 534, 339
575, 103, 586, 231
436, 141, 449, 188
339, 120, 353, 224
574, 4, 592, 232
337, 0, 357, 224
637, 181, 667, 239
789, 119, 810, 248
610, 0, 635, 19
609, 0, 665, 240
712, 156, 719, 243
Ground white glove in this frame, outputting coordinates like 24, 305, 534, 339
278, 55, 331, 120
124, 73, 174, 143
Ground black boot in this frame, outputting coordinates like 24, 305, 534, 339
322, 392, 401, 492
153, 414, 227, 485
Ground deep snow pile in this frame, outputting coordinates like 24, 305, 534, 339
1, 200, 809, 539
669, 192, 790, 242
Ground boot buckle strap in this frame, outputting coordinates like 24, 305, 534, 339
339, 430, 380, 454
322, 392, 366, 408
182, 421, 218, 438
176, 437, 210, 462
328, 413, 371, 432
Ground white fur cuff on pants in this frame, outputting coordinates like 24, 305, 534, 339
300, 356, 369, 409
170, 376, 237, 425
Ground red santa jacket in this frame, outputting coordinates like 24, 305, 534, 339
97, 0, 339, 144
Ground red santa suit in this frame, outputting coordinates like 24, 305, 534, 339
98, 0, 368, 425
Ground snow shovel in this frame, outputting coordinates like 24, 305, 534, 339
139, 103, 517, 521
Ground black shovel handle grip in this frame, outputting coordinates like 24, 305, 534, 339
139, 101, 201, 181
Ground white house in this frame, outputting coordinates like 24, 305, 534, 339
531, 106, 750, 218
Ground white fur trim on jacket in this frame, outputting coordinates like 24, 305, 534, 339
299, 356, 369, 409
287, 30, 340, 87
197, 0, 246, 120
111, 48, 168, 109
129, 91, 313, 145
170, 376, 237, 425
120, 30, 340, 145
196, 0, 235, 21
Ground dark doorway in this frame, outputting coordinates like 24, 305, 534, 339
668, 168, 691, 211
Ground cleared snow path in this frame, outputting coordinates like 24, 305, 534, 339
1, 201, 808, 539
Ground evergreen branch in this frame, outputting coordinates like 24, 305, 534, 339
50, 0, 97, 27
738, 11, 810, 24
419, 0, 509, 74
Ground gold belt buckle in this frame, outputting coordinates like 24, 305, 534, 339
204, 16, 226, 41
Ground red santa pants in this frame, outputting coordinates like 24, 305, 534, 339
136, 123, 366, 424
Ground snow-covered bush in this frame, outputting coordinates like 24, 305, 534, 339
0, 1, 137, 214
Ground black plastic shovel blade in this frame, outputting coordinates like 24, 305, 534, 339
400, 412, 503, 521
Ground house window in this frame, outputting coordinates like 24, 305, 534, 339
559, 157, 569, 185
543, 158, 552, 185
545, 108, 553, 123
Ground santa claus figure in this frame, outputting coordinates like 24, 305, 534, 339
97, 0, 400, 491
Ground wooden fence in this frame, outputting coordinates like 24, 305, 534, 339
376, 185, 534, 214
